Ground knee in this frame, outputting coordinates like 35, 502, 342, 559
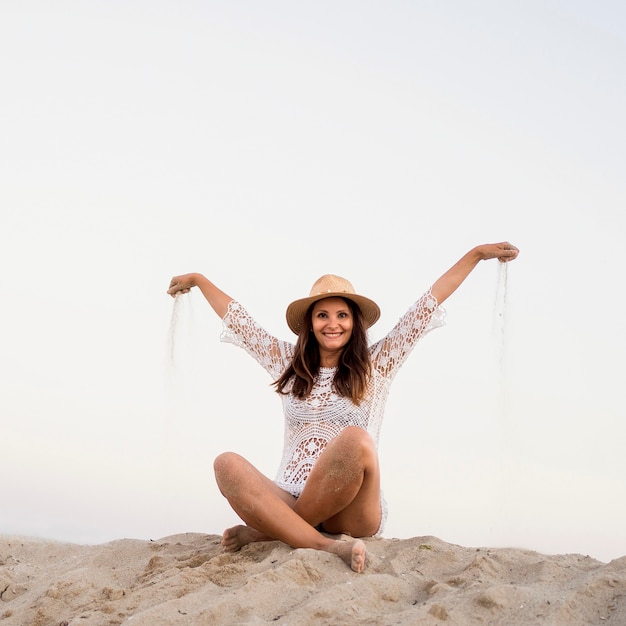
213, 451, 243, 487
336, 426, 377, 459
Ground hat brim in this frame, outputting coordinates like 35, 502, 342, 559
286, 292, 380, 335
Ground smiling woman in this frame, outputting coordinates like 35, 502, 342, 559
276, 274, 377, 405
166, 242, 519, 572
311, 298, 355, 363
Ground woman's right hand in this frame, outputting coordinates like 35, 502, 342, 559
166, 273, 233, 317
167, 273, 198, 298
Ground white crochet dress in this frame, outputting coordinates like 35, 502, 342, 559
221, 289, 446, 534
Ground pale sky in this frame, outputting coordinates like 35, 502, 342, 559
1, 1, 625, 563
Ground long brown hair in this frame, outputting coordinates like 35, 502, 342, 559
273, 298, 372, 405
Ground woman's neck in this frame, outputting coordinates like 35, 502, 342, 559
319, 350, 341, 368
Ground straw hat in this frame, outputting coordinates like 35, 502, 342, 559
286, 274, 380, 335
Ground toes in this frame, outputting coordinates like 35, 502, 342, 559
221, 527, 240, 550
351, 540, 366, 573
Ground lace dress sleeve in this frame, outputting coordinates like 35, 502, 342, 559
220, 300, 293, 379
370, 288, 446, 379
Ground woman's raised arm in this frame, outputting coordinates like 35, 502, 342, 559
430, 242, 519, 305
167, 273, 233, 318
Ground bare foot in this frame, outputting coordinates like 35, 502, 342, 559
327, 538, 367, 573
221, 525, 270, 552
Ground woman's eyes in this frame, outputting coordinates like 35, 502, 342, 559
316, 312, 349, 319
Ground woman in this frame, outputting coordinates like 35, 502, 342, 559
167, 242, 519, 572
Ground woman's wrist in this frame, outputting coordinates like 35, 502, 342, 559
190, 272, 206, 288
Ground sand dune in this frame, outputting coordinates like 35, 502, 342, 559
1, 533, 625, 625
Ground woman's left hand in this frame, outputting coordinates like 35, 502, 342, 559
477, 242, 520, 263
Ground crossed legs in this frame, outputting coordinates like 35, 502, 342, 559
213, 426, 381, 572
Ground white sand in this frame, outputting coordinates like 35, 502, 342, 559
1, 533, 624, 625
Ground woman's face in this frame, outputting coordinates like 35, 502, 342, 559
311, 297, 354, 361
